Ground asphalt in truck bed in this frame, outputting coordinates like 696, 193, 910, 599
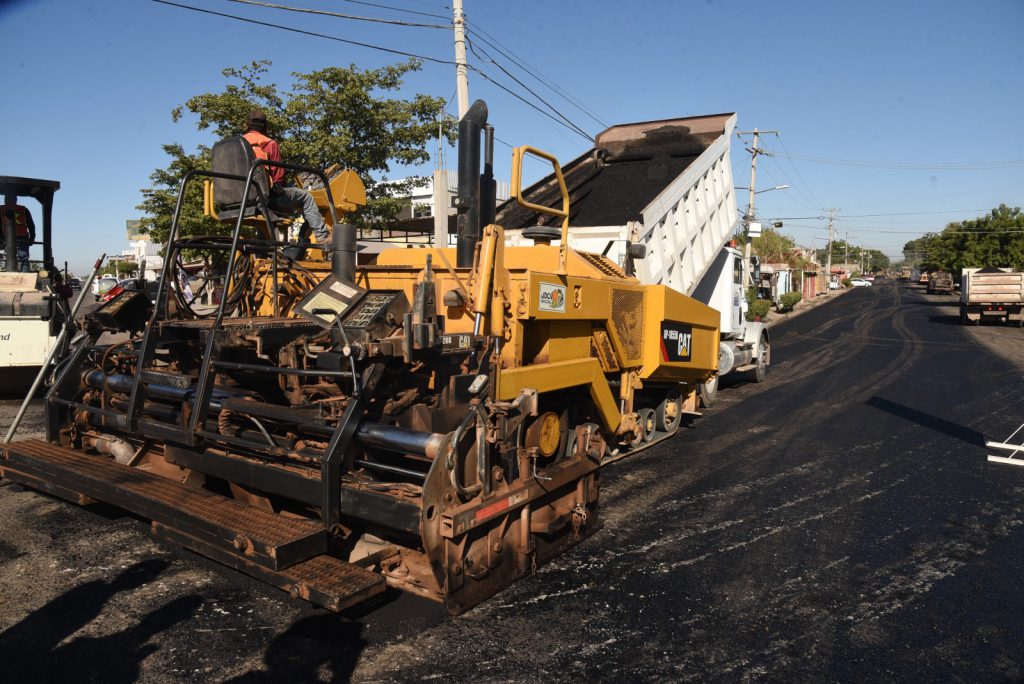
1, 280, 1023, 682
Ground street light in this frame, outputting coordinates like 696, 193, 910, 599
737, 183, 790, 193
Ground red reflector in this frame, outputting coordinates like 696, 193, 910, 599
475, 497, 511, 522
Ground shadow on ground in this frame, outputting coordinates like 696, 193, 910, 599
866, 396, 985, 446
0, 559, 201, 682
225, 614, 366, 683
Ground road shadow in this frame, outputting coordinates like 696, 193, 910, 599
928, 314, 964, 326
0, 558, 201, 682
866, 396, 985, 447
908, 298, 955, 307
224, 613, 367, 682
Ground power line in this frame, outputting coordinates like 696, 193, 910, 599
776, 133, 826, 209
154, 0, 594, 142
333, 0, 450, 20
153, 0, 457, 63
763, 154, 819, 211
757, 152, 820, 212
401, 0, 451, 10
470, 62, 594, 142
465, 35, 593, 141
838, 209, 989, 218
775, 151, 1024, 170
223, 0, 452, 28
464, 20, 610, 129
843, 181, 1024, 209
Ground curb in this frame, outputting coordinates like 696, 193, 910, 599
765, 287, 852, 329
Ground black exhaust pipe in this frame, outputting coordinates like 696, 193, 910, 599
456, 99, 488, 268
332, 221, 355, 282
479, 124, 496, 231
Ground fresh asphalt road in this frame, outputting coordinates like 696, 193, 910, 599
1, 280, 1023, 682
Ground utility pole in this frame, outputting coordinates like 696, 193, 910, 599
735, 128, 779, 287
844, 232, 849, 273
825, 209, 836, 293
432, 115, 449, 246
452, 0, 469, 119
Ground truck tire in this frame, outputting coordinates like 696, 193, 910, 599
960, 305, 978, 326
698, 376, 719, 408
746, 335, 768, 383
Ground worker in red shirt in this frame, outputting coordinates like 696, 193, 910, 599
2, 193, 36, 272
243, 110, 329, 251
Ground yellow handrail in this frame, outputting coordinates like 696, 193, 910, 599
511, 145, 571, 274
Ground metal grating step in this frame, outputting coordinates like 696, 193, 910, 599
1, 439, 326, 571
153, 523, 385, 612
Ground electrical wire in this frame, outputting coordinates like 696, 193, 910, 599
776, 152, 1024, 170
464, 20, 610, 129
223, 0, 452, 28
154, 0, 594, 142
333, 0, 450, 20
835, 209, 991, 218
152, 0, 458, 64
776, 133, 826, 210
465, 36, 593, 141
739, 132, 823, 212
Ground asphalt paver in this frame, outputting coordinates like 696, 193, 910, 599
1, 280, 1023, 681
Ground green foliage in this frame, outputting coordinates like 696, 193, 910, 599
106, 259, 137, 277
841, 277, 852, 287
815, 241, 889, 272
902, 205, 1024, 273
751, 227, 796, 264
746, 299, 771, 321
138, 60, 453, 245
779, 291, 802, 311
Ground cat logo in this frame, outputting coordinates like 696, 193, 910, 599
660, 323, 693, 362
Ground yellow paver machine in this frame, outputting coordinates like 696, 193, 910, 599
0, 100, 720, 614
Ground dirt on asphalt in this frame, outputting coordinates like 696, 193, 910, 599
1, 280, 1023, 681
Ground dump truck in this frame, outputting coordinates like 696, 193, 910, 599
0, 176, 64, 385
498, 113, 768, 407
0, 100, 721, 615
960, 267, 1024, 326
926, 271, 953, 295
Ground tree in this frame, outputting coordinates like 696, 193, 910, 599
902, 205, 1024, 273
750, 227, 796, 264
137, 60, 453, 245
106, 259, 138, 278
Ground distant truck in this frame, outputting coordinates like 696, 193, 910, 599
960, 268, 1024, 326
927, 271, 953, 294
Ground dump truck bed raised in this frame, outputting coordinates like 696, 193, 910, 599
497, 113, 738, 299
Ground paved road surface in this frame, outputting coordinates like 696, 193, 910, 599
1, 281, 1023, 681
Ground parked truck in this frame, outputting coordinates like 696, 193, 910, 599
960, 267, 1024, 326
498, 113, 768, 407
926, 271, 953, 294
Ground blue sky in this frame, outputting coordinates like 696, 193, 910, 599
2, 0, 1022, 272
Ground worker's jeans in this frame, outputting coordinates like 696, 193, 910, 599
16, 242, 29, 272
269, 186, 329, 245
